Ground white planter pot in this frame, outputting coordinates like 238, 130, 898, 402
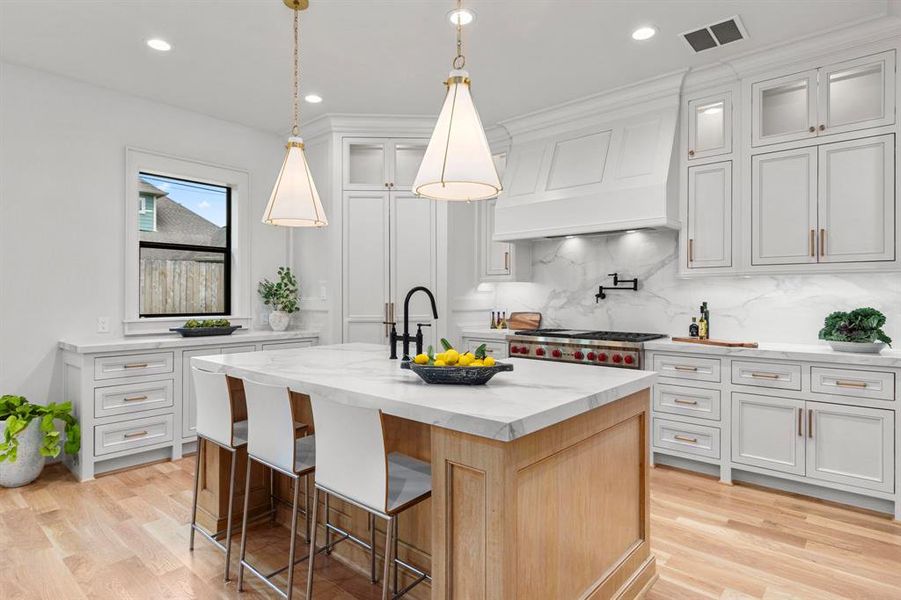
0, 419, 45, 488
269, 310, 291, 332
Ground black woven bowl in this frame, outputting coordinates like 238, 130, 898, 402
169, 325, 243, 337
400, 361, 513, 385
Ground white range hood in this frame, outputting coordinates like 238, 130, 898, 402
494, 72, 685, 241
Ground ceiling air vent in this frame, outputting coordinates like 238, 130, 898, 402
681, 16, 747, 53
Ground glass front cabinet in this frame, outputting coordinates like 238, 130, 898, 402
687, 91, 732, 160
343, 138, 428, 191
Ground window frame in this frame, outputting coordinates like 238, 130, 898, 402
137, 172, 233, 318
124, 148, 252, 335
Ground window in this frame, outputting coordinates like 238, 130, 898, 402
137, 172, 231, 317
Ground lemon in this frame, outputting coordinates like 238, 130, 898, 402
414, 353, 429, 365
465, 352, 475, 359
436, 352, 447, 363
458, 354, 473, 367
470, 360, 484, 367
433, 359, 447, 367
445, 349, 460, 365
483, 356, 496, 367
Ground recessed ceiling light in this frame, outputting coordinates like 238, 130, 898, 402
625, 229, 638, 234
304, 94, 323, 104
447, 8, 475, 26
631, 26, 656, 41
146, 38, 172, 52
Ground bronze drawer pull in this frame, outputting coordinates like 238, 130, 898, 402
123, 395, 148, 402
673, 398, 699, 406
808, 410, 814, 438
835, 380, 867, 388
819, 229, 825, 257
123, 363, 149, 369
750, 372, 780, 380
674, 435, 698, 443
674, 365, 699, 372
124, 430, 149, 439
797, 408, 802, 436
809, 229, 815, 257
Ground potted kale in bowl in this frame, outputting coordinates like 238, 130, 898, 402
818, 308, 892, 354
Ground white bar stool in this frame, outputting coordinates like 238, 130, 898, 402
188, 367, 246, 581
305, 398, 431, 600
237, 379, 316, 600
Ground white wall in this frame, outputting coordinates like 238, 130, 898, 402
0, 62, 291, 403
460, 230, 901, 345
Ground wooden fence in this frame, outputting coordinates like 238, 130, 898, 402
140, 259, 225, 315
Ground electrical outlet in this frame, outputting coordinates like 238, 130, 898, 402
319, 283, 327, 301
97, 317, 110, 333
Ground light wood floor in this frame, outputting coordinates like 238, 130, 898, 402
1, 458, 899, 599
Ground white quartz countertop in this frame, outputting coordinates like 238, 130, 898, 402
644, 339, 901, 368
59, 329, 320, 354
461, 328, 514, 340
191, 343, 656, 442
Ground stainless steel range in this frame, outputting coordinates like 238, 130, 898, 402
507, 329, 666, 369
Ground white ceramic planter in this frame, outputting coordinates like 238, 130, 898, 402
269, 310, 291, 332
0, 419, 45, 488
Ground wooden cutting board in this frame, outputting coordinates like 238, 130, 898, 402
507, 312, 541, 330
671, 337, 759, 348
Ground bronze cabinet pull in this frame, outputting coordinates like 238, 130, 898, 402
124, 430, 148, 439
819, 229, 825, 257
808, 126, 816, 133
808, 409, 814, 438
688, 238, 694, 263
504, 251, 510, 271
750, 372, 780, 379
123, 395, 148, 402
674, 365, 699, 372
818, 124, 826, 131
673, 398, 699, 406
688, 149, 695, 157
835, 379, 867, 388
674, 434, 698, 443
798, 408, 803, 436
123, 363, 149, 369
809, 229, 815, 257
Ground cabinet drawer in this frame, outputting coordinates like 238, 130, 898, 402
94, 414, 174, 456
652, 354, 721, 383
811, 367, 895, 402
261, 341, 314, 351
94, 380, 174, 418
653, 418, 720, 460
94, 352, 174, 381
732, 360, 801, 391
653, 384, 721, 421
463, 338, 509, 359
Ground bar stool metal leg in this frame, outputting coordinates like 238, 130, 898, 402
285, 476, 301, 600
305, 487, 321, 599
223, 448, 237, 581
305, 474, 311, 542
237, 454, 253, 592
369, 513, 377, 583
381, 517, 395, 600
189, 440, 203, 551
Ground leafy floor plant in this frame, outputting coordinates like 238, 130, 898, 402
0, 395, 81, 463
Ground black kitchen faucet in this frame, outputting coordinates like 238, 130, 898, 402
385, 285, 439, 361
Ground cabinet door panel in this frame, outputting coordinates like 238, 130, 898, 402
484, 198, 511, 276
732, 393, 806, 476
391, 192, 437, 350
806, 401, 894, 493
751, 148, 818, 265
391, 139, 427, 190
752, 70, 818, 146
687, 161, 732, 268
687, 92, 732, 160
817, 135, 894, 263
818, 51, 895, 136
343, 191, 390, 343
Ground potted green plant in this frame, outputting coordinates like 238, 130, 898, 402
818, 307, 892, 354
258, 266, 300, 332
0, 395, 81, 487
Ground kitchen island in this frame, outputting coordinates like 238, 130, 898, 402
192, 343, 658, 599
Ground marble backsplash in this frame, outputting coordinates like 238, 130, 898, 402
480, 230, 901, 344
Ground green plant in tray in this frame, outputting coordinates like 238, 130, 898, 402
818, 307, 892, 346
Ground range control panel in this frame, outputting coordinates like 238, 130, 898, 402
508, 341, 641, 369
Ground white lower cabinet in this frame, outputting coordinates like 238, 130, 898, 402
732, 393, 806, 475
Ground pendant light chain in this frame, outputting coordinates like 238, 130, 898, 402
292, 6, 301, 137
453, 0, 465, 69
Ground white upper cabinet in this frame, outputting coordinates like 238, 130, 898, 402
817, 135, 895, 263
479, 153, 530, 281
751, 147, 818, 265
817, 52, 895, 137
751, 51, 895, 148
343, 138, 427, 191
687, 91, 732, 160
687, 161, 732, 268
751, 70, 819, 147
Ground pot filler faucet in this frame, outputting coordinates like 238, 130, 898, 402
385, 286, 439, 361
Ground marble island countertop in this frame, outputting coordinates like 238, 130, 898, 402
191, 342, 657, 442
644, 338, 901, 368
59, 329, 320, 354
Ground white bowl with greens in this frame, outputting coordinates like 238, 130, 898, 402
818, 308, 892, 354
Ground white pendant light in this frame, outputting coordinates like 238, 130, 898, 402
262, 0, 327, 227
412, 1, 501, 202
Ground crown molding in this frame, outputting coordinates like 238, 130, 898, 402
302, 113, 436, 141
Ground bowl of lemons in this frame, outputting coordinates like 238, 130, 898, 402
401, 339, 514, 385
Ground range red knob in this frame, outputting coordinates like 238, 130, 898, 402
510, 346, 519, 354
551, 349, 562, 358
597, 353, 608, 362
534, 347, 544, 356
574, 351, 585, 360
587, 352, 597, 361
612, 354, 623, 363
624, 355, 635, 365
